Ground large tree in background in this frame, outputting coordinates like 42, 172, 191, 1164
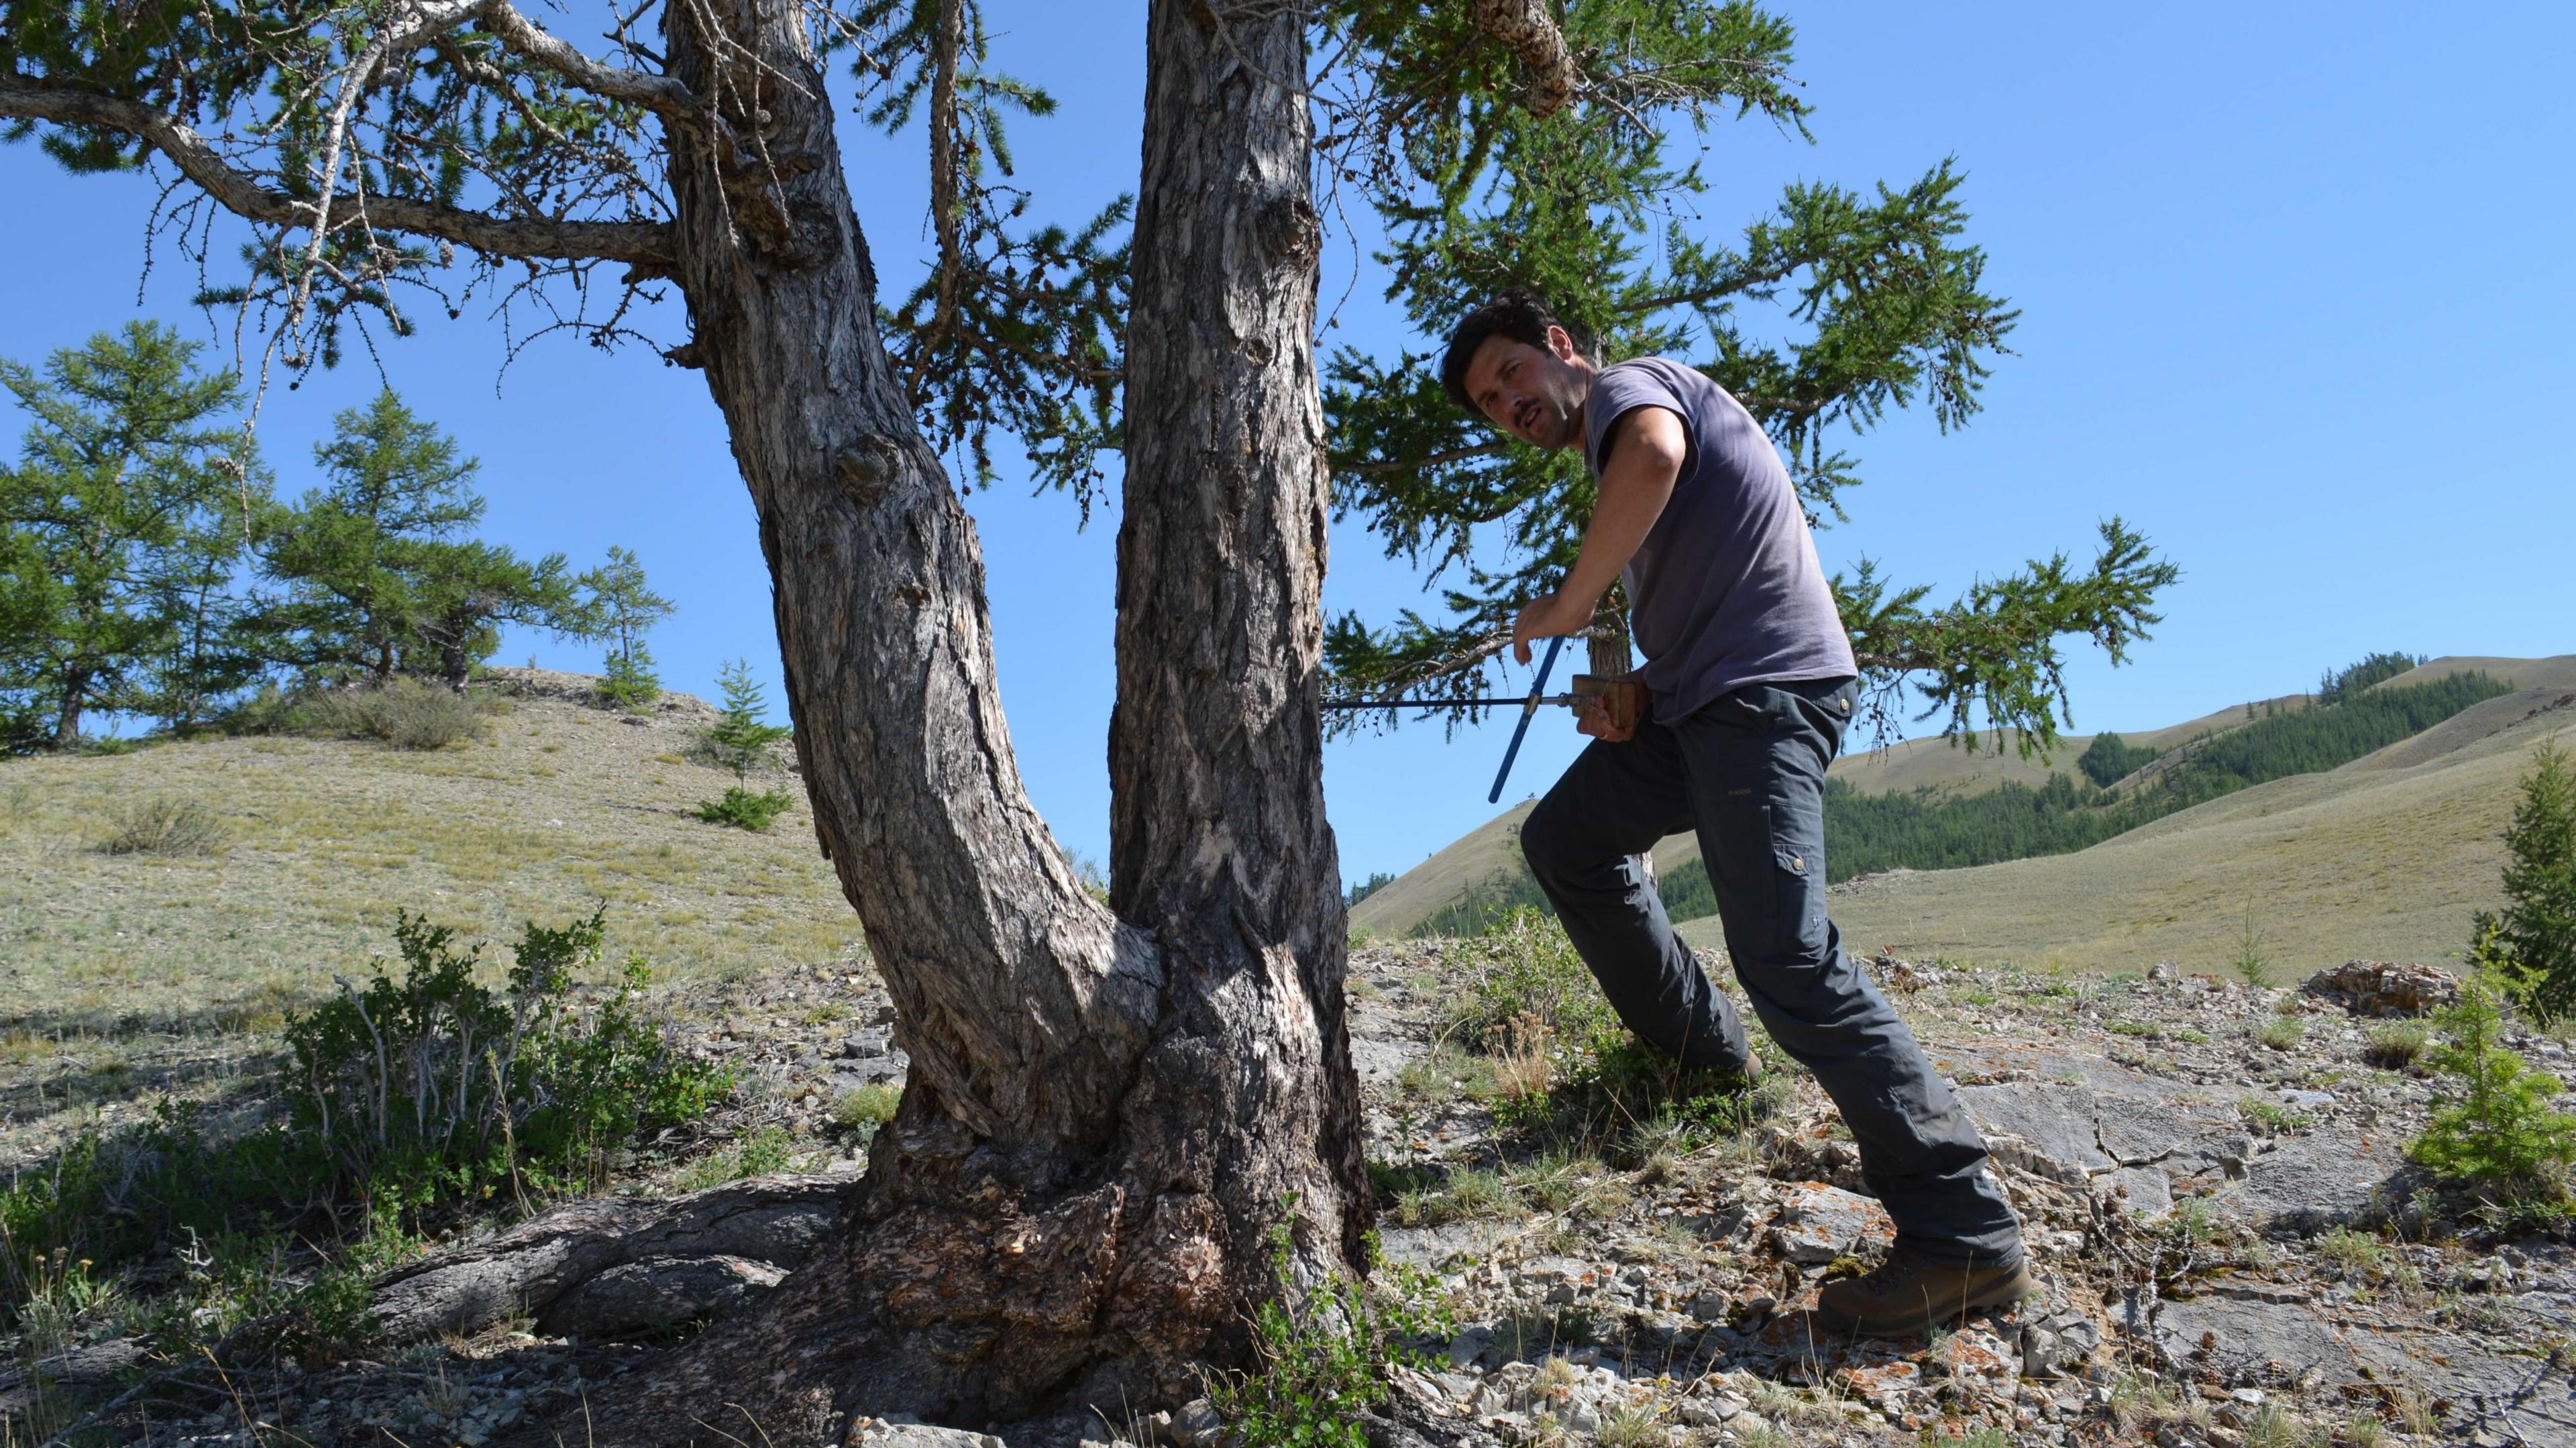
254, 390, 587, 685
0, 0, 2174, 1436
1313, 4, 2175, 746
0, 321, 257, 750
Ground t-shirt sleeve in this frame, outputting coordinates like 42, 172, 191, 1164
1585, 364, 1688, 474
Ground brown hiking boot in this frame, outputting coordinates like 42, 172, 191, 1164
1813, 1248, 2037, 1337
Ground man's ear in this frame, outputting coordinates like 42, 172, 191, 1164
1546, 325, 1580, 363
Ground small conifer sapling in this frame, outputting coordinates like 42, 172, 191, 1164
693, 660, 796, 831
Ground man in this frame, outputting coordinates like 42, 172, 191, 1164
1442, 290, 2033, 1336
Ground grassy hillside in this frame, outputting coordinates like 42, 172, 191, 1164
1687, 680, 2575, 974
1348, 800, 1542, 942
1351, 681, 2326, 938
1825, 691, 2313, 800
0, 671, 865, 1038
1350, 655, 2574, 946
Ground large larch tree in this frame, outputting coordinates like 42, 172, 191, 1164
0, 0, 2174, 1439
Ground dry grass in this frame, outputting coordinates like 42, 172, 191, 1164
0, 676, 866, 1044
1357, 655, 2576, 956
97, 795, 227, 856
1488, 1013, 1554, 1104
1684, 683, 2575, 977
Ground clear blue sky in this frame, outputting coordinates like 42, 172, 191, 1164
5, 3, 2571, 889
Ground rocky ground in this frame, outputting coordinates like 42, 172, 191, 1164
6, 946, 2573, 1448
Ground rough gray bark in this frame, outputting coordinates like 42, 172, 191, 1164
52, 673, 87, 749
1470, 0, 1580, 118
494, 0, 1360, 1440
1112, 0, 1371, 1282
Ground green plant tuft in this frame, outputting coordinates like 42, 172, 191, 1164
692, 784, 797, 832
673, 1125, 796, 1192
2257, 1015, 2304, 1051
1209, 1222, 1453, 1448
833, 1084, 902, 1141
2364, 1021, 2430, 1071
98, 794, 227, 855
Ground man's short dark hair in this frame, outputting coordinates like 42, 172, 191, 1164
1440, 289, 1589, 415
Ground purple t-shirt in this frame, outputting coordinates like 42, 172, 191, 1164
1582, 357, 1857, 724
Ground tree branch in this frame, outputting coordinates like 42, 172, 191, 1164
482, 0, 703, 117
1470, 0, 1580, 119
1334, 439, 1511, 476
0, 75, 674, 266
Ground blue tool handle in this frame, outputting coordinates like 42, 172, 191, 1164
1488, 635, 1565, 804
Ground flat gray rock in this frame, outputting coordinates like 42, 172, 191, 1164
2155, 1295, 2353, 1383
1378, 1221, 1503, 1271
1347, 1032, 1415, 1087
1767, 1182, 1892, 1264
2218, 1126, 2416, 1231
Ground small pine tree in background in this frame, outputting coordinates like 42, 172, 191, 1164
602, 644, 661, 710
693, 660, 796, 830
2479, 740, 2576, 1021
582, 545, 673, 709
2409, 940, 2576, 1210
703, 660, 789, 779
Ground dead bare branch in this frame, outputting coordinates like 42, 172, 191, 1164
0, 76, 675, 267
483, 0, 704, 116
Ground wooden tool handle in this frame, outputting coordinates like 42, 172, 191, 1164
1570, 673, 1649, 732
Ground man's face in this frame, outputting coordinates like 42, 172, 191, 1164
1462, 328, 1591, 451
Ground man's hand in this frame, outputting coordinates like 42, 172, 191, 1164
1573, 696, 1635, 744
1510, 590, 1594, 664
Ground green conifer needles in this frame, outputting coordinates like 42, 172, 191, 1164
2479, 742, 2576, 1021
693, 661, 796, 832
1309, 4, 2176, 751
2410, 950, 2576, 1209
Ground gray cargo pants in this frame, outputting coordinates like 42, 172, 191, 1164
1521, 676, 2023, 1266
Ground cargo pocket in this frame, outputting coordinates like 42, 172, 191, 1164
1766, 812, 1829, 962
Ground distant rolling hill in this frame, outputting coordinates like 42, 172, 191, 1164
1351, 655, 2575, 969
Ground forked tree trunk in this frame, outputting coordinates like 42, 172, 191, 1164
1110, 0, 1373, 1337
517, 1, 1362, 1441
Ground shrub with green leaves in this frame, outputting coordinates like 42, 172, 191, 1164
1442, 907, 1616, 1052
303, 677, 490, 750
0, 1101, 313, 1284
2408, 954, 2576, 1204
1210, 1224, 1453, 1448
286, 908, 730, 1203
2478, 740, 2576, 1021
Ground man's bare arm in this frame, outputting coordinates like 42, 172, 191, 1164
1510, 404, 1686, 661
